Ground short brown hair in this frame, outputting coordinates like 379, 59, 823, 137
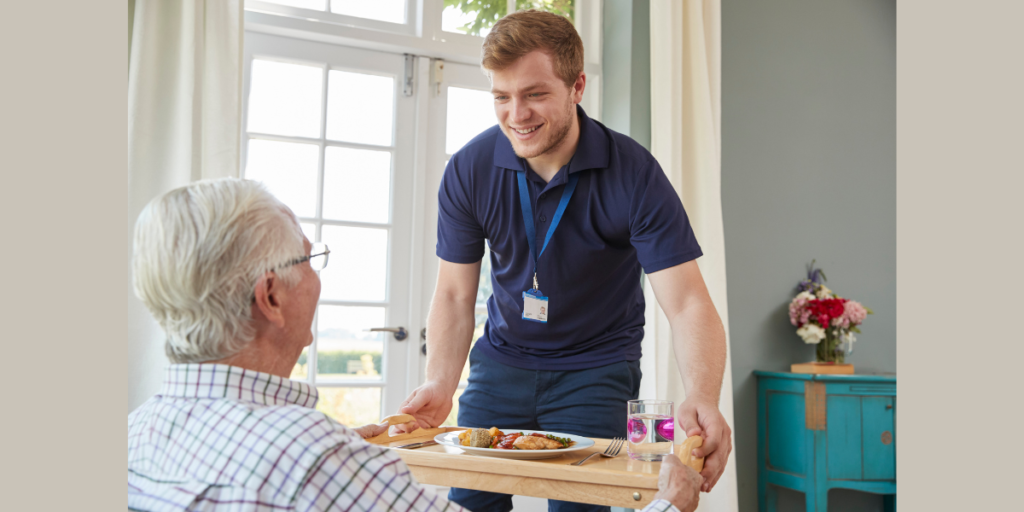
481, 9, 584, 87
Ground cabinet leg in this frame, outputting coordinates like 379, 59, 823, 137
806, 486, 828, 512
763, 485, 778, 512
883, 494, 896, 512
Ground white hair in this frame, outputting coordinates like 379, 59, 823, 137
132, 178, 305, 363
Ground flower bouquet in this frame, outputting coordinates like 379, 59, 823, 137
788, 261, 872, 367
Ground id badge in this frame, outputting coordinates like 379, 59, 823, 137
522, 289, 549, 323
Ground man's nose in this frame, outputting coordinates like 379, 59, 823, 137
509, 98, 531, 124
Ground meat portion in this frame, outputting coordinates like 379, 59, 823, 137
512, 435, 564, 450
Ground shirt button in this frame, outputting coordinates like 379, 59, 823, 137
540, 215, 547, 222
540, 193, 547, 200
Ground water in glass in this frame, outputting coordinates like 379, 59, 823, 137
627, 400, 674, 461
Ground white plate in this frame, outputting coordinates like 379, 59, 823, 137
434, 429, 596, 460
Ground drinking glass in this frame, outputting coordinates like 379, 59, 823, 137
627, 399, 675, 461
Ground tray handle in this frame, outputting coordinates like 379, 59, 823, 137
679, 435, 705, 473
365, 414, 447, 445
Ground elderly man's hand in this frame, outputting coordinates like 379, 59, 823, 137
352, 422, 389, 439
653, 454, 702, 512
677, 398, 732, 492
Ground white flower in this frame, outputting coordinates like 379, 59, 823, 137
795, 291, 815, 302
815, 285, 833, 299
797, 323, 826, 344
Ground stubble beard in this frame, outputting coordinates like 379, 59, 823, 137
509, 97, 576, 160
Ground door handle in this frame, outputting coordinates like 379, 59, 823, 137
367, 327, 408, 341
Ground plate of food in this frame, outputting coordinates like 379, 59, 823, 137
434, 427, 596, 460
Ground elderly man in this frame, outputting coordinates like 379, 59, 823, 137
127, 178, 702, 511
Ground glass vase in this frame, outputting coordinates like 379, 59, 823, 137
816, 331, 846, 364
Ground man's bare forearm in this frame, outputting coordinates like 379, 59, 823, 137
668, 298, 727, 404
424, 290, 476, 393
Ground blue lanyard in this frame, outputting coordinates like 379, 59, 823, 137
517, 170, 580, 290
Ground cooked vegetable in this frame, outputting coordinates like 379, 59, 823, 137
468, 428, 493, 448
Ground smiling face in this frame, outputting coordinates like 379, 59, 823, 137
491, 50, 585, 160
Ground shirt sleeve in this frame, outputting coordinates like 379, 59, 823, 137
641, 498, 681, 512
628, 158, 703, 273
296, 436, 469, 512
436, 155, 487, 264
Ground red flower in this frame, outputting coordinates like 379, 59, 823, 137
806, 298, 847, 329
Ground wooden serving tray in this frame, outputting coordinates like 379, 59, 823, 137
366, 416, 704, 509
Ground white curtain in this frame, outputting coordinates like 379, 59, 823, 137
128, 0, 244, 412
643, 1, 738, 511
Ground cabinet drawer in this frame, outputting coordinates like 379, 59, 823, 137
826, 382, 896, 396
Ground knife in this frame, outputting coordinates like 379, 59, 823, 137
393, 440, 438, 450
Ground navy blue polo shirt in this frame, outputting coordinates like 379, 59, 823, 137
436, 106, 702, 371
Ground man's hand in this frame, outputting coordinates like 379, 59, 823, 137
677, 398, 732, 492
653, 454, 702, 512
351, 422, 389, 439
392, 380, 456, 433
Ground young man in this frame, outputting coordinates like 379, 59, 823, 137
396, 9, 732, 512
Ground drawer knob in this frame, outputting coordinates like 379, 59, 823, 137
886, 404, 893, 410
881, 431, 893, 445
633, 492, 642, 501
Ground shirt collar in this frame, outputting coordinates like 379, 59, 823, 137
493, 104, 610, 175
158, 364, 318, 409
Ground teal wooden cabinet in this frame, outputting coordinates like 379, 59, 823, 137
755, 371, 896, 512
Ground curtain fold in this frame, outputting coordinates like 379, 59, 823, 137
128, 0, 244, 411
646, 1, 738, 511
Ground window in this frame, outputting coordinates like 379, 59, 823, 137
242, 35, 415, 426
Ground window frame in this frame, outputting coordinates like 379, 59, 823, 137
244, 0, 603, 119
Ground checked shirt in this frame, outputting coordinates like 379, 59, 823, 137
127, 364, 680, 512
128, 364, 464, 511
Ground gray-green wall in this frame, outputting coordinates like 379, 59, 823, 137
722, 0, 896, 511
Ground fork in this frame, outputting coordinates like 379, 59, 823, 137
569, 437, 625, 466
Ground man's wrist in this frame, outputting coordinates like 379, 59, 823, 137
424, 376, 459, 396
682, 392, 720, 406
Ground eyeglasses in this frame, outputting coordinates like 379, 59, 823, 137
278, 242, 330, 272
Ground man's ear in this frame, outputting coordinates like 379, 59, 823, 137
571, 72, 586, 103
252, 272, 286, 328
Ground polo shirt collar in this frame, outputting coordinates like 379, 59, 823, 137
493, 104, 610, 175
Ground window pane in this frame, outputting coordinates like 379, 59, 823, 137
326, 70, 395, 147
446, 87, 496, 155
258, 0, 326, 10
245, 139, 319, 218
291, 347, 310, 381
316, 305, 385, 380
516, 1, 574, 22
300, 222, 316, 242
319, 225, 388, 301
247, 59, 323, 138
323, 147, 392, 224
441, 2, 504, 37
330, 0, 406, 24
317, 387, 382, 426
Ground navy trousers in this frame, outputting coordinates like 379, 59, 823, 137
449, 345, 642, 512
